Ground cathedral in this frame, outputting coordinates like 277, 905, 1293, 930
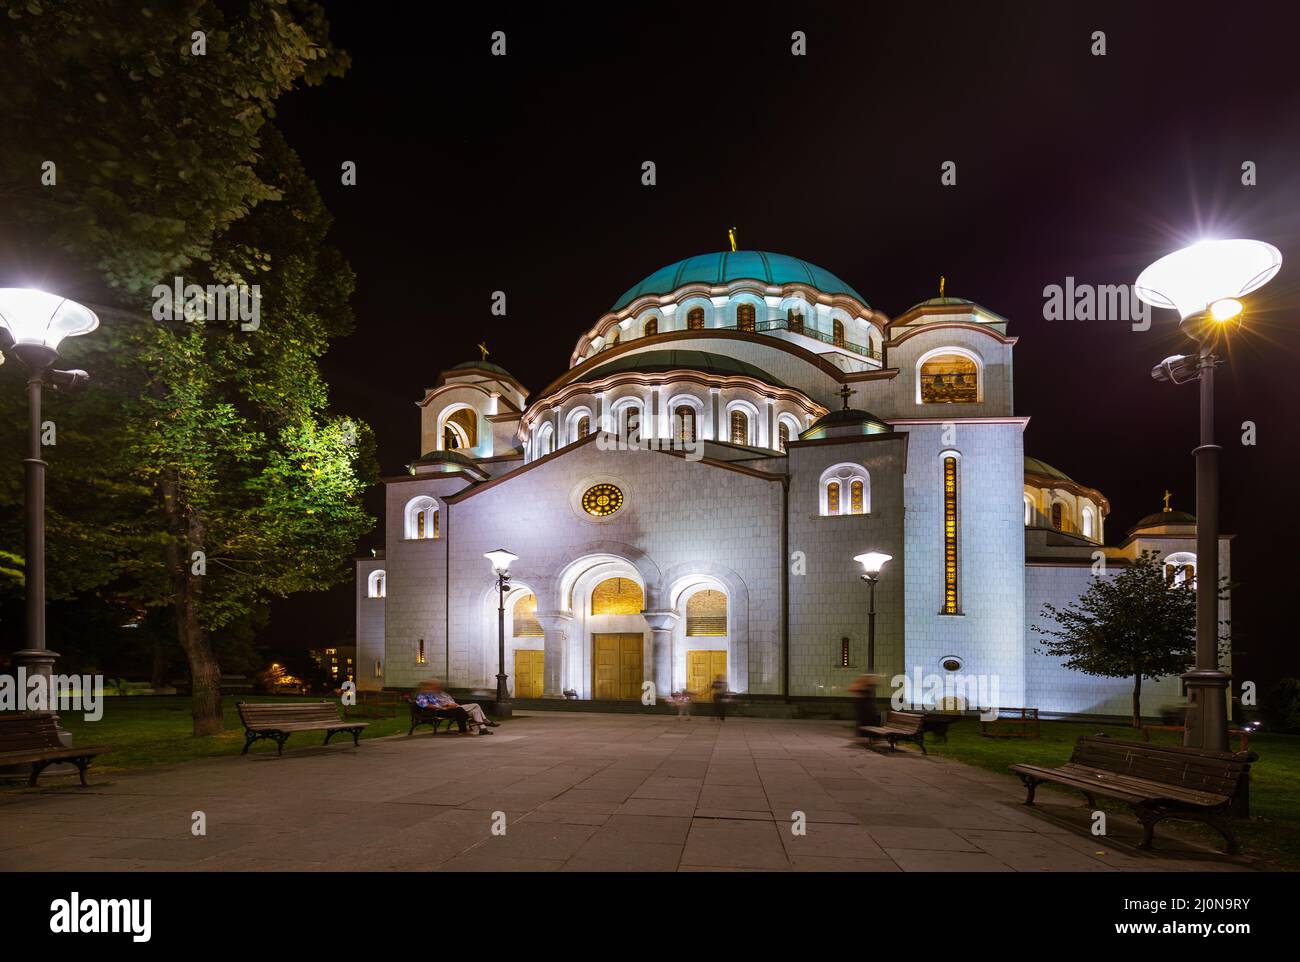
355, 250, 1228, 718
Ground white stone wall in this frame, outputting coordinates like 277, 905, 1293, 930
787, 437, 906, 696
354, 557, 386, 691
902, 421, 1026, 707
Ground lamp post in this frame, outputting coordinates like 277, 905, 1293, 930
483, 548, 518, 718
0, 290, 97, 712
854, 552, 892, 671
1136, 239, 1282, 752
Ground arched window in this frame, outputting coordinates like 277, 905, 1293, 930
512, 593, 544, 637
367, 570, 386, 598
832, 318, 846, 347
1051, 502, 1065, 531
919, 351, 980, 404
729, 410, 749, 445
942, 454, 960, 614
643, 317, 658, 337
1024, 494, 1034, 526
536, 423, 555, 457
1081, 505, 1096, 539
778, 422, 790, 452
819, 463, 870, 516
675, 405, 696, 443
737, 303, 756, 332
405, 496, 439, 540
608, 328, 620, 346
787, 308, 805, 334
1164, 551, 1197, 588
441, 406, 477, 450
687, 307, 705, 330
576, 415, 590, 439
686, 589, 727, 636
621, 406, 641, 442
591, 577, 644, 615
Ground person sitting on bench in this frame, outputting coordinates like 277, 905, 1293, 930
415, 680, 497, 735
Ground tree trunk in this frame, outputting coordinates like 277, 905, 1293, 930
150, 635, 169, 690
1131, 670, 1142, 728
162, 475, 224, 736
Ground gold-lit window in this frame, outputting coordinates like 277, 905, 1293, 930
850, 479, 864, 515
833, 318, 846, 347
686, 589, 727, 636
513, 593, 544, 637
675, 405, 696, 443
1051, 502, 1065, 531
621, 407, 641, 441
687, 307, 705, 330
582, 483, 624, 518
788, 310, 804, 334
591, 577, 643, 615
737, 303, 756, 332
375, 660, 382, 678
840, 637, 851, 668
444, 407, 477, 448
943, 456, 959, 614
643, 317, 658, 337
417, 639, 426, 665
778, 422, 790, 451
730, 410, 748, 445
576, 416, 590, 439
920, 354, 979, 404
827, 481, 841, 514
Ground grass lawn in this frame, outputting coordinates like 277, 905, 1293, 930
2, 694, 414, 775
926, 718, 1300, 870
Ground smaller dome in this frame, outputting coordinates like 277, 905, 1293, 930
1024, 456, 1074, 483
413, 449, 479, 469
1132, 509, 1197, 530
801, 408, 890, 440
450, 360, 514, 377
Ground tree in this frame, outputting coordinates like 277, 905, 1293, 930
0, 1, 374, 735
1032, 552, 1227, 727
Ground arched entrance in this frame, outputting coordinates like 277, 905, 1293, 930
558, 553, 652, 700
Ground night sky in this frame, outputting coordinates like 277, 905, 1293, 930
270, 1, 1299, 687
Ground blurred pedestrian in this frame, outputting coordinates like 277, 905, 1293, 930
711, 675, 729, 722
849, 673, 882, 733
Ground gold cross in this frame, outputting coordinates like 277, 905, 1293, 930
728, 227, 738, 252
477, 342, 489, 362
837, 384, 856, 410
939, 275, 946, 298
1162, 489, 1172, 512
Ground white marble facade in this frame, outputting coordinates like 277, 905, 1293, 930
354, 251, 1222, 717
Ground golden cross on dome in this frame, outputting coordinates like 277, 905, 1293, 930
728, 227, 738, 252
837, 384, 856, 410
1162, 489, 1172, 512
477, 342, 490, 362
939, 275, 946, 298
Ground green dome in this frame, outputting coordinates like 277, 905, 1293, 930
583, 349, 789, 388
413, 449, 479, 469
612, 250, 868, 311
1132, 509, 1196, 530
1024, 456, 1074, 482
450, 360, 514, 377
801, 408, 890, 440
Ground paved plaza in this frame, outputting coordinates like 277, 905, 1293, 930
0, 712, 1251, 872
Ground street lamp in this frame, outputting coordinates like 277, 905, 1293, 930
853, 552, 892, 671
0, 289, 98, 707
483, 548, 519, 718
1135, 238, 1282, 752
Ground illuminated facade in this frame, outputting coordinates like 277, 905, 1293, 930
355, 250, 1230, 718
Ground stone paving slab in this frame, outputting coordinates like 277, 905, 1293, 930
0, 712, 1253, 872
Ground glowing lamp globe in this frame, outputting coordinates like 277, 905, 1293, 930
1134, 239, 1281, 321
0, 288, 99, 352
484, 548, 518, 574
854, 551, 892, 577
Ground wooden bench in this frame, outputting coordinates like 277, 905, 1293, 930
0, 713, 105, 787
1010, 736, 1256, 854
861, 711, 928, 754
237, 701, 367, 756
406, 697, 467, 736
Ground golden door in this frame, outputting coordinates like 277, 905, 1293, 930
592, 633, 643, 701
514, 649, 544, 699
687, 650, 727, 701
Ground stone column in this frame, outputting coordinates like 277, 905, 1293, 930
535, 611, 572, 698
641, 610, 680, 701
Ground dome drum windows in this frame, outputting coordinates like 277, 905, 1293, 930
819, 463, 870, 516
736, 302, 757, 332
642, 316, 658, 337
687, 307, 705, 330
